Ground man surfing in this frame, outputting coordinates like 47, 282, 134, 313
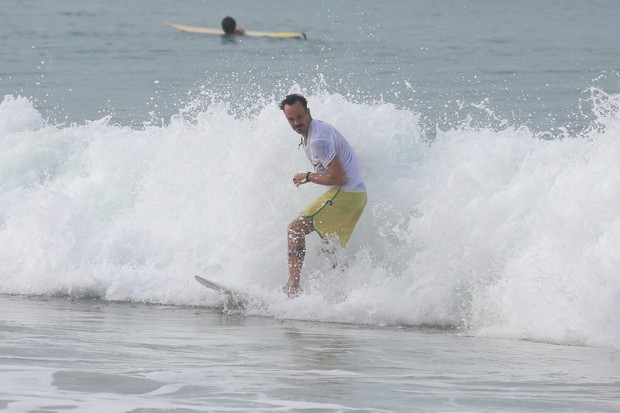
279, 94, 367, 298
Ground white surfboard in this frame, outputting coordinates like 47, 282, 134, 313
194, 275, 243, 294
194, 275, 272, 313
195, 274, 252, 310
165, 21, 307, 39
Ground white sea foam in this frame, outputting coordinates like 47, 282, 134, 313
0, 89, 618, 349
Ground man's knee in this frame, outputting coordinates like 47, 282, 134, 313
288, 216, 312, 238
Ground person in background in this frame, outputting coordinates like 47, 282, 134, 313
279, 94, 367, 298
221, 16, 245, 35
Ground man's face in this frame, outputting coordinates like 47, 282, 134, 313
283, 101, 311, 137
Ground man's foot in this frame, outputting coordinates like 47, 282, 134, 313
282, 283, 299, 298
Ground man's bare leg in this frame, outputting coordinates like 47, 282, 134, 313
285, 216, 314, 297
319, 239, 339, 269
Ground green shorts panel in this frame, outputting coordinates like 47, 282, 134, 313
303, 187, 367, 246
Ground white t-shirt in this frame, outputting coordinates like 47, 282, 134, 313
304, 119, 366, 192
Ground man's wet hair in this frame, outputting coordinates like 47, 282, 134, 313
279, 94, 308, 111
221, 16, 237, 34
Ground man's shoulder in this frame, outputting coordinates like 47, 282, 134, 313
312, 119, 332, 128
309, 119, 337, 137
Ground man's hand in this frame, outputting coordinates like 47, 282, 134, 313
292, 172, 309, 187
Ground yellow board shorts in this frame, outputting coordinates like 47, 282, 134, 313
303, 187, 368, 246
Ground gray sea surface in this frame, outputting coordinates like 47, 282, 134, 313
2, 0, 619, 132
2, 295, 619, 412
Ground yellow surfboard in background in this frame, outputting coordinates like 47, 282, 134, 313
165, 21, 307, 39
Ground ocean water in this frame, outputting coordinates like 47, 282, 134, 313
1, 0, 620, 412
2, 296, 619, 412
